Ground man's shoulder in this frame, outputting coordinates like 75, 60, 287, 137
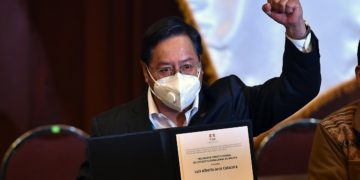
320, 101, 359, 130
97, 95, 147, 120
319, 101, 360, 155
201, 75, 246, 101
206, 75, 245, 92
211, 75, 243, 84
91, 95, 148, 136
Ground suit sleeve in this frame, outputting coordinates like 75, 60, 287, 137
243, 31, 321, 135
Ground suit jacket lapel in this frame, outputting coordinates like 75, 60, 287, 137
128, 94, 153, 132
189, 89, 207, 125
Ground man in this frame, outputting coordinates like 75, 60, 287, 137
91, 0, 320, 137
308, 42, 360, 180
78, 0, 320, 179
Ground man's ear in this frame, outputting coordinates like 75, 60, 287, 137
198, 56, 204, 81
140, 61, 149, 84
199, 68, 204, 81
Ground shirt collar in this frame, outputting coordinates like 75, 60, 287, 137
147, 88, 199, 129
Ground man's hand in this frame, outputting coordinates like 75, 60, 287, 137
262, 0, 307, 39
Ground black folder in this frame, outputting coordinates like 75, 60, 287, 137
87, 121, 256, 180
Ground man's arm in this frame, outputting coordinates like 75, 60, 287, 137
244, 34, 320, 135
242, 0, 321, 135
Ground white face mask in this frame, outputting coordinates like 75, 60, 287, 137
147, 68, 201, 112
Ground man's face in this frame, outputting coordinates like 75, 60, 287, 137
142, 34, 202, 86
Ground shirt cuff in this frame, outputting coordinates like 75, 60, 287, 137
287, 25, 312, 53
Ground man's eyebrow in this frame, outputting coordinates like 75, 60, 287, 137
156, 62, 172, 66
156, 57, 195, 66
179, 57, 195, 63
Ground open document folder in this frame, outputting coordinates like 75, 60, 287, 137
88, 121, 256, 180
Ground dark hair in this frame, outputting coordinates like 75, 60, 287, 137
140, 16, 203, 64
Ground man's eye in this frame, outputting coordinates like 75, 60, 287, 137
158, 67, 172, 73
182, 64, 193, 69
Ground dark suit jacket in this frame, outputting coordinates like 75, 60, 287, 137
77, 33, 321, 179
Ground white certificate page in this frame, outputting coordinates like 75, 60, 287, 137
176, 126, 253, 180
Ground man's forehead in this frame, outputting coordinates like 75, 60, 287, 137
149, 36, 198, 65
154, 35, 194, 51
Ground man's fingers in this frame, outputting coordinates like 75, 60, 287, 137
263, 2, 285, 21
269, 0, 287, 13
262, 3, 272, 15
265, 0, 299, 15
277, 0, 287, 13
263, 0, 303, 28
285, 4, 295, 14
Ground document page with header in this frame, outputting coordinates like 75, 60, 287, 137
176, 126, 253, 180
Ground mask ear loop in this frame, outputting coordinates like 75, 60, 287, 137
145, 66, 159, 95
146, 66, 157, 85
